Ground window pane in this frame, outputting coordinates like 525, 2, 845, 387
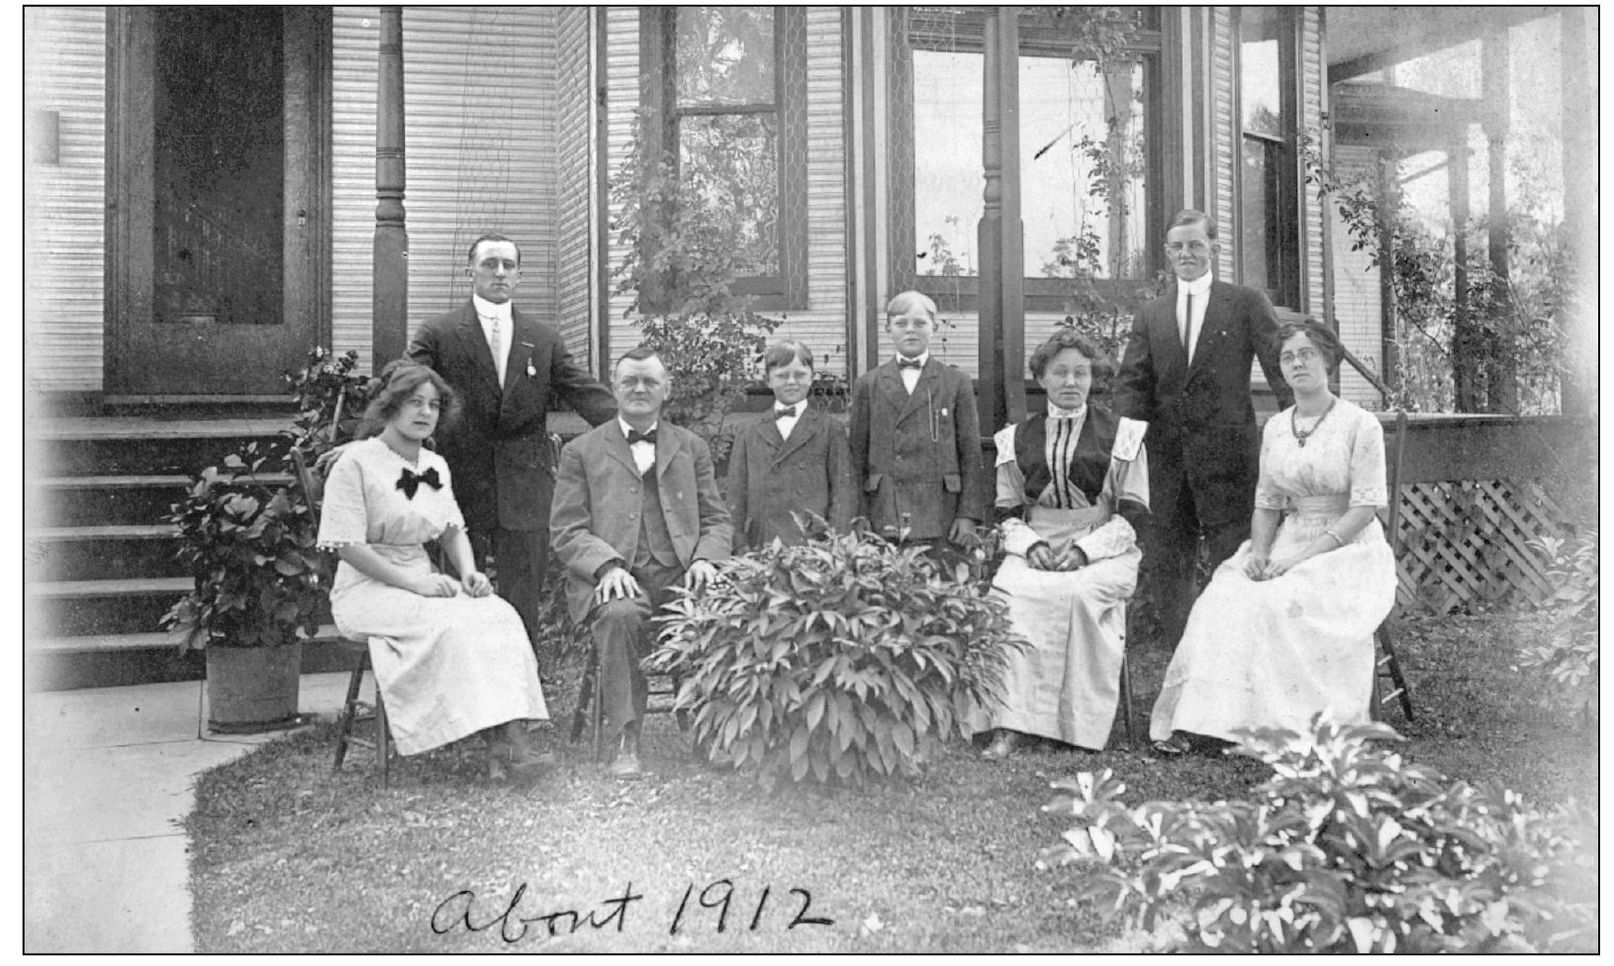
1240, 135, 1281, 295
680, 114, 779, 277
913, 49, 983, 277
153, 7, 283, 325
913, 49, 1149, 280
1023, 57, 1148, 280
1240, 8, 1283, 138
676, 7, 774, 108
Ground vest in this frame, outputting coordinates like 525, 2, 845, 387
1013, 405, 1119, 506
633, 467, 681, 570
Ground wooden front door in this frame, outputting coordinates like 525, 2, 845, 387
105, 7, 330, 398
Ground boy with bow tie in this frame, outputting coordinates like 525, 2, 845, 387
725, 339, 856, 550
848, 291, 985, 552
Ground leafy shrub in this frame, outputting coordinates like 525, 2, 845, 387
634, 311, 778, 463
283, 346, 377, 462
1038, 717, 1599, 953
162, 442, 327, 653
1516, 529, 1598, 723
647, 523, 1028, 790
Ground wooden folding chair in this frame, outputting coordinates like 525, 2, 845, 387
290, 446, 396, 785
1372, 410, 1415, 722
568, 625, 685, 763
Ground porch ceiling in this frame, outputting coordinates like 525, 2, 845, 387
1326, 6, 1560, 83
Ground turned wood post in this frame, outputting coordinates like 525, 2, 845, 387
373, 6, 408, 371
976, 7, 1026, 432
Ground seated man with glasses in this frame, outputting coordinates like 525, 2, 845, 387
1112, 209, 1292, 655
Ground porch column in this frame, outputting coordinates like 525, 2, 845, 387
373, 6, 408, 370
976, 6, 1026, 433
1449, 135, 1480, 412
1481, 28, 1514, 413
1559, 8, 1594, 416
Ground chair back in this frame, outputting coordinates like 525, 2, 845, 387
1383, 410, 1409, 555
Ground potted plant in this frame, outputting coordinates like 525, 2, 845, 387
162, 441, 327, 733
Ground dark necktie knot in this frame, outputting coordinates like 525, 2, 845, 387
896, 356, 923, 370
396, 466, 442, 499
774, 404, 799, 420
627, 428, 657, 446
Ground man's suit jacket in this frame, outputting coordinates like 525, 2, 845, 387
725, 408, 856, 550
1112, 279, 1291, 528
550, 419, 733, 623
407, 301, 616, 534
849, 358, 986, 541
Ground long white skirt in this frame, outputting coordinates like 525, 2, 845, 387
1149, 511, 1397, 744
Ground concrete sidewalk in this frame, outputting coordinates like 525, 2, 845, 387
24, 671, 360, 953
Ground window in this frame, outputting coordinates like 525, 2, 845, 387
1237, 7, 1300, 308
895, 7, 1162, 310
641, 7, 807, 308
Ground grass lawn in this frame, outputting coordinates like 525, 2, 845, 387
186, 611, 1597, 953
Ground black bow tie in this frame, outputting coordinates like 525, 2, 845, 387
396, 466, 442, 499
627, 428, 657, 446
897, 357, 924, 370
774, 405, 799, 420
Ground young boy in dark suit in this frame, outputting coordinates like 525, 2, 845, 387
849, 291, 985, 550
726, 339, 856, 550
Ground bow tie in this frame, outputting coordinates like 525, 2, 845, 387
774, 405, 799, 420
627, 428, 657, 445
396, 466, 442, 499
896, 357, 924, 370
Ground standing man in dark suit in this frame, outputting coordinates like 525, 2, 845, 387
550, 347, 732, 779
1113, 210, 1291, 651
407, 233, 617, 653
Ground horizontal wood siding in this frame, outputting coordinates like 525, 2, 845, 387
1211, 8, 1236, 281
555, 7, 595, 368
1301, 7, 1326, 316
25, 7, 107, 392
332, 7, 561, 369
602, 8, 640, 364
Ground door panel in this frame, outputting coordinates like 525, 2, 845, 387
106, 8, 328, 396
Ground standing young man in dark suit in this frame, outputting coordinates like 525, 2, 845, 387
407, 233, 617, 653
550, 347, 732, 779
1113, 210, 1291, 651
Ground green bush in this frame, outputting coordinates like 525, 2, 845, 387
647, 524, 1028, 790
634, 311, 778, 464
1516, 529, 1598, 724
1038, 717, 1598, 953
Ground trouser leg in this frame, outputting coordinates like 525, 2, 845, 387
492, 526, 549, 655
1157, 487, 1203, 653
590, 561, 684, 737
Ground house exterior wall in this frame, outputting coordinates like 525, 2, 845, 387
331, 7, 564, 363
24, 7, 107, 395
1330, 145, 1386, 407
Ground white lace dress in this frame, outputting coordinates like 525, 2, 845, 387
1149, 399, 1397, 743
316, 437, 548, 755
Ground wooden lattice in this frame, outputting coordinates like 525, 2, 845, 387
1389, 479, 1571, 615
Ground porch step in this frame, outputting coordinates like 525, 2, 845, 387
30, 577, 193, 638
28, 473, 293, 527
26, 524, 185, 581
28, 626, 354, 692
31, 414, 299, 475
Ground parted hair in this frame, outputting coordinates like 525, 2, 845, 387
763, 339, 815, 373
613, 344, 665, 379
1270, 318, 1344, 374
361, 360, 462, 437
466, 232, 521, 265
1167, 208, 1218, 240
1027, 328, 1115, 394
884, 290, 938, 324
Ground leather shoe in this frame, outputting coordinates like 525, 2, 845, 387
610, 731, 644, 780
981, 729, 1021, 760
1151, 734, 1192, 758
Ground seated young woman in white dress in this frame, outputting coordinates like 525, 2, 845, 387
974, 330, 1150, 757
316, 361, 551, 783
1150, 320, 1397, 755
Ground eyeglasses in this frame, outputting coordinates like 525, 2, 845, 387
1280, 347, 1321, 366
1165, 241, 1212, 255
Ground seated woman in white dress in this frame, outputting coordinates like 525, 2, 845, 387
975, 331, 1150, 758
1150, 320, 1398, 755
316, 361, 552, 783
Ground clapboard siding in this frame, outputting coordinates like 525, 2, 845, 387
555, 7, 595, 369
1331, 146, 1385, 407
1300, 7, 1326, 316
602, 7, 640, 363
331, 7, 561, 368
25, 7, 107, 392
1210, 8, 1236, 281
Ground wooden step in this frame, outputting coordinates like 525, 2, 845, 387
31, 577, 193, 598
30, 415, 299, 476
29, 577, 193, 637
26, 525, 187, 581
31, 624, 345, 654
27, 626, 354, 692
29, 472, 294, 526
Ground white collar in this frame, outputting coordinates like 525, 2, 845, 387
1046, 403, 1087, 421
1179, 273, 1213, 298
894, 351, 930, 368
472, 294, 513, 321
619, 417, 659, 438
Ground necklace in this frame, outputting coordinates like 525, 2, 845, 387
1289, 396, 1337, 448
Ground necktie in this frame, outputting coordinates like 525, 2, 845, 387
396, 466, 442, 499
774, 405, 798, 420
627, 428, 657, 445
1182, 291, 1194, 356
896, 357, 923, 370
490, 315, 505, 385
